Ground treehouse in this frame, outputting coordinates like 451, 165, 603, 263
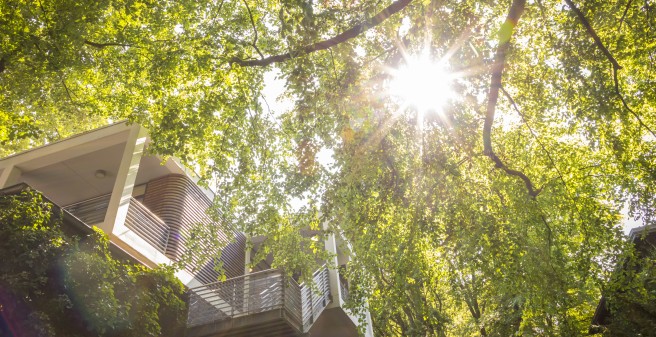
0, 121, 372, 337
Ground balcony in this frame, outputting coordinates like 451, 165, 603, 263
63, 192, 348, 336
339, 272, 350, 303
186, 266, 331, 337
62, 194, 111, 226
63, 194, 170, 255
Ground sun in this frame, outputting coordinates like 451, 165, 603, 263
388, 51, 454, 115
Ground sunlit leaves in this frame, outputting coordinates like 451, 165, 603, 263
0, 190, 186, 336
2, 0, 656, 335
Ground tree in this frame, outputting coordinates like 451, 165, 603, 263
2, 0, 655, 335
0, 190, 187, 337
596, 235, 656, 336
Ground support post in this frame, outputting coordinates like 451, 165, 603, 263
0, 165, 22, 189
101, 125, 147, 234
243, 238, 251, 312
323, 223, 342, 308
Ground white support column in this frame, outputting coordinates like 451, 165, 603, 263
101, 125, 147, 234
0, 165, 22, 189
324, 225, 343, 309
363, 310, 375, 337
244, 238, 252, 311
244, 239, 252, 275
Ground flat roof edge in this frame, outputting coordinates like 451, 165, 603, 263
629, 224, 656, 240
0, 120, 131, 163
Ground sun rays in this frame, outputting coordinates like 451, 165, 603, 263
387, 50, 455, 120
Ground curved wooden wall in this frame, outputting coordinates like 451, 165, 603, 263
142, 174, 245, 283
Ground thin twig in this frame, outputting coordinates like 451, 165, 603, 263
618, 0, 634, 32
328, 49, 339, 83
217, 0, 226, 15
59, 75, 75, 105
242, 0, 264, 59
612, 68, 656, 138
231, 0, 413, 67
260, 93, 272, 116
501, 87, 568, 193
61, 80, 73, 101
539, 211, 553, 261
564, 0, 656, 138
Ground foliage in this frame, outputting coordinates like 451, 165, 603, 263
600, 239, 656, 336
2, 0, 656, 335
0, 190, 187, 337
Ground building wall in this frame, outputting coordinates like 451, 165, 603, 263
143, 174, 246, 283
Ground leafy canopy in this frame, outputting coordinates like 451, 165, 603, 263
1, 0, 655, 335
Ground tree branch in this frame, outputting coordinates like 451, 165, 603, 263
242, 0, 264, 59
564, 0, 656, 138
501, 87, 568, 192
617, 0, 634, 32
483, 0, 541, 198
563, 0, 621, 70
84, 40, 131, 49
612, 68, 656, 138
231, 0, 413, 67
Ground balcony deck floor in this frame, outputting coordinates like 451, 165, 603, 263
185, 309, 301, 337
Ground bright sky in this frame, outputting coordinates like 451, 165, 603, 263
260, 69, 335, 211
261, 65, 643, 235
622, 206, 644, 235
260, 69, 292, 117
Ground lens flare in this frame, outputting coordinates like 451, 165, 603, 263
388, 52, 454, 115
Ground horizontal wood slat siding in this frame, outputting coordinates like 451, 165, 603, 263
124, 198, 169, 253
143, 174, 245, 283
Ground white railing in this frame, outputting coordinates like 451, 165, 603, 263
64, 195, 169, 254
301, 266, 331, 332
187, 266, 330, 333
63, 194, 111, 225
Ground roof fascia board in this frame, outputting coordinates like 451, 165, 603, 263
629, 224, 656, 241
0, 122, 134, 170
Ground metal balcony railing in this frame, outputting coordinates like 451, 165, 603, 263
301, 266, 331, 332
124, 198, 169, 253
187, 266, 331, 333
339, 273, 350, 302
63, 194, 111, 225
62, 189, 238, 286
64, 195, 169, 255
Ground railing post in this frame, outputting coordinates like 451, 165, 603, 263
310, 287, 314, 324
243, 274, 250, 314
231, 281, 235, 317
323, 223, 342, 308
243, 242, 251, 313
281, 272, 285, 310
